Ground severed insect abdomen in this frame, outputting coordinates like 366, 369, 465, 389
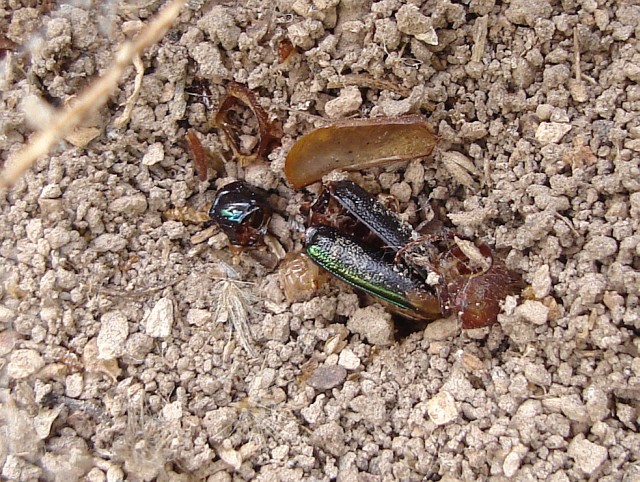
305, 225, 441, 318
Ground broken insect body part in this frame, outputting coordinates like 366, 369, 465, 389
209, 181, 272, 247
279, 252, 328, 303
441, 243, 526, 329
305, 225, 441, 319
303, 180, 524, 327
186, 129, 224, 181
328, 181, 415, 251
212, 82, 282, 166
284, 115, 438, 189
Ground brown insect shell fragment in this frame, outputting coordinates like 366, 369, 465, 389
279, 252, 329, 303
277, 38, 296, 63
212, 82, 283, 166
284, 115, 438, 189
433, 241, 525, 329
163, 190, 218, 224
185, 128, 225, 181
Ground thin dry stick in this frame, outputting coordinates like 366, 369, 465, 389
112, 54, 145, 129
0, 0, 187, 189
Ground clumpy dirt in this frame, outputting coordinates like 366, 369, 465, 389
1, 0, 639, 480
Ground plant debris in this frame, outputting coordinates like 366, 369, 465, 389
212, 82, 283, 166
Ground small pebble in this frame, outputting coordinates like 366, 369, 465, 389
460, 352, 486, 372
347, 305, 394, 346
515, 300, 549, 325
505, 0, 553, 26
535, 122, 572, 144
142, 142, 165, 166
524, 363, 552, 387
186, 308, 211, 327
271, 445, 289, 461
594, 9, 609, 30
423, 318, 458, 341
306, 364, 347, 390
162, 401, 183, 421
503, 450, 522, 477
625, 138, 640, 152
97, 311, 129, 359
109, 194, 148, 216
584, 235, 618, 260
163, 220, 187, 240
106, 465, 125, 482
396, 4, 438, 45
623, 61, 640, 82
251, 368, 276, 392
203, 407, 238, 444
65, 372, 84, 398
311, 422, 346, 457
0, 330, 20, 356
389, 181, 412, 204
124, 332, 154, 362
260, 313, 291, 342
514, 399, 543, 420
543, 395, 589, 423
45, 226, 73, 250
324, 86, 362, 119
531, 264, 552, 298
568, 436, 608, 475
218, 440, 242, 470
33, 405, 63, 440
459, 122, 488, 141
338, 348, 360, 370
584, 386, 609, 422
427, 391, 458, 425
8, 349, 45, 379
85, 468, 106, 482
121, 20, 143, 36
301, 395, 326, 424
93, 234, 127, 253
40, 184, 62, 199
0, 306, 16, 324
146, 297, 174, 338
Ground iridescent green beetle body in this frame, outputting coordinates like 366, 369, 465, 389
303, 180, 524, 328
304, 181, 442, 321
306, 225, 424, 311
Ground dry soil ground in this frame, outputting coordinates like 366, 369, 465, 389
0, 0, 639, 481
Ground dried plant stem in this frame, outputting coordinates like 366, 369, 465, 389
112, 54, 145, 129
0, 0, 187, 190
215, 279, 257, 358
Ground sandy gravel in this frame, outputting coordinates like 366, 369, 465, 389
1, 0, 639, 481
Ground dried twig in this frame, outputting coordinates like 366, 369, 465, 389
327, 74, 411, 97
112, 54, 145, 129
569, 26, 588, 102
0, 0, 187, 189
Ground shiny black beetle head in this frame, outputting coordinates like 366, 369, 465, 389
209, 180, 272, 246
